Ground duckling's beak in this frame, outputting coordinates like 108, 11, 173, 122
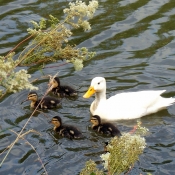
20, 98, 29, 104
83, 86, 96, 98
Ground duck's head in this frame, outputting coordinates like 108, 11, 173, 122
51, 116, 62, 129
90, 115, 101, 126
21, 91, 38, 104
27, 91, 38, 102
83, 77, 106, 98
49, 77, 60, 88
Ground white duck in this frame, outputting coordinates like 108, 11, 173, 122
83, 77, 175, 121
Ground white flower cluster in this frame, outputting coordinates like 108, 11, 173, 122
73, 58, 83, 71
0, 53, 38, 96
64, 0, 98, 31
5, 69, 38, 93
122, 133, 146, 151
66, 57, 83, 71
100, 132, 146, 173
100, 152, 110, 170
135, 121, 149, 135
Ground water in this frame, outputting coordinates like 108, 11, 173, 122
0, 0, 175, 174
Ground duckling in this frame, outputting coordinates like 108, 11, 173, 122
51, 116, 83, 139
22, 91, 61, 109
49, 76, 77, 97
90, 115, 122, 137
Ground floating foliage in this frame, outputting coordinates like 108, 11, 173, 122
0, 52, 38, 98
81, 122, 148, 175
0, 0, 98, 98
100, 122, 147, 175
101, 133, 146, 175
80, 159, 104, 175
134, 121, 149, 136
20, 0, 98, 70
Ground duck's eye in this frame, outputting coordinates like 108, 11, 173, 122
98, 82, 100, 85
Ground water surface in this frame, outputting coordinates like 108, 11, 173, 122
0, 0, 175, 174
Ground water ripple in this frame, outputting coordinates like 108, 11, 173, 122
1, 0, 175, 174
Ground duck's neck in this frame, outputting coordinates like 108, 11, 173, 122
91, 85, 107, 113
94, 91, 106, 105
30, 101, 36, 108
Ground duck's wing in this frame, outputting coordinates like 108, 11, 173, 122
101, 123, 121, 137
43, 96, 61, 108
113, 90, 175, 109
96, 90, 175, 120
109, 90, 166, 107
60, 86, 77, 96
67, 126, 83, 139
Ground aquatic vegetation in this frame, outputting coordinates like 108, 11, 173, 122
80, 159, 104, 175
0, 0, 98, 99
134, 121, 149, 136
21, 0, 98, 70
101, 133, 146, 175
0, 81, 54, 172
0, 52, 38, 98
0, 1, 148, 175
80, 122, 147, 175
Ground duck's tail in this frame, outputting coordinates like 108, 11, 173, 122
161, 97, 175, 107
147, 96, 175, 115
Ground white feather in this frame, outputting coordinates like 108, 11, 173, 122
86, 77, 175, 121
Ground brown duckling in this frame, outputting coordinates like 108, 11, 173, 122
51, 116, 83, 139
90, 115, 122, 137
49, 77, 77, 97
22, 91, 61, 109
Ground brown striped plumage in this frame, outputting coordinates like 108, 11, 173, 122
49, 77, 77, 98
26, 91, 61, 109
51, 116, 83, 139
90, 115, 122, 137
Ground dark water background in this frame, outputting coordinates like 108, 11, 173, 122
0, 0, 175, 174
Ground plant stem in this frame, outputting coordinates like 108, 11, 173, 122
0, 84, 54, 167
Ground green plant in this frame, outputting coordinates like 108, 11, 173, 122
0, 0, 98, 99
0, 52, 38, 98
102, 133, 146, 175
80, 159, 104, 175
81, 122, 147, 175
20, 0, 98, 70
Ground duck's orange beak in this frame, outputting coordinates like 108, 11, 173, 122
83, 86, 96, 98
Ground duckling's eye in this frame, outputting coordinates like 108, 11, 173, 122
98, 82, 100, 85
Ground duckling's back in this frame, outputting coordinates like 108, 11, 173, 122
66, 125, 83, 139
39, 96, 61, 109
100, 123, 121, 137
58, 85, 77, 97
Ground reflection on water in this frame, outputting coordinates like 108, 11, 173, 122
0, 0, 175, 174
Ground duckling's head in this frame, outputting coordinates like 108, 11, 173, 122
54, 77, 61, 85
49, 77, 60, 88
51, 116, 62, 129
83, 77, 106, 98
90, 115, 101, 126
27, 91, 38, 102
